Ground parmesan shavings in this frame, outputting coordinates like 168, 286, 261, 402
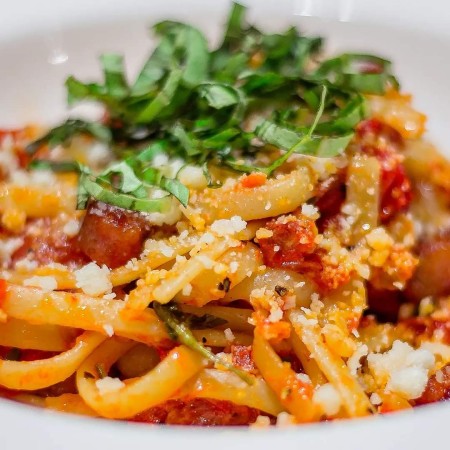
23, 276, 57, 291
367, 340, 435, 399
95, 377, 125, 395
313, 383, 342, 416
210, 216, 247, 237
74, 262, 113, 296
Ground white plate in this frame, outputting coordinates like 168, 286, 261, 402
1, 1, 450, 449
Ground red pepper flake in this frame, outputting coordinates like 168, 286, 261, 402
240, 173, 267, 188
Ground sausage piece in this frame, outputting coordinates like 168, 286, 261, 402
405, 230, 450, 302
78, 201, 150, 269
131, 398, 264, 426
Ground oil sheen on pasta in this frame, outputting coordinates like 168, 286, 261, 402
0, 2, 449, 427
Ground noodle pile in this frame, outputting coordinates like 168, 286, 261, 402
0, 2, 449, 427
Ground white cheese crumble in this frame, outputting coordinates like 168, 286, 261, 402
11, 169, 57, 187
229, 261, 239, 273
95, 377, 125, 395
367, 340, 435, 399
370, 392, 382, 406
159, 242, 174, 257
301, 203, 319, 219
347, 344, 369, 376
74, 262, 113, 296
224, 328, 235, 342
196, 255, 215, 269
23, 275, 57, 291
276, 412, 296, 427
251, 415, 271, 428
313, 383, 342, 416
181, 283, 193, 296
0, 237, 23, 265
102, 324, 114, 337
62, 219, 80, 237
178, 165, 208, 189
210, 216, 247, 237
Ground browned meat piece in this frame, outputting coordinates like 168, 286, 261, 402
415, 364, 450, 405
11, 217, 88, 268
131, 398, 264, 426
405, 230, 450, 302
78, 201, 151, 268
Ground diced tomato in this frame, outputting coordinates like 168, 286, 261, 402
240, 172, 267, 188
231, 345, 255, 373
355, 119, 412, 223
258, 215, 318, 271
258, 215, 351, 291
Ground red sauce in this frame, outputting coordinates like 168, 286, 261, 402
356, 119, 412, 223
131, 398, 265, 426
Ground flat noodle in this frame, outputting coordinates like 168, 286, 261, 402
179, 305, 253, 332
127, 236, 237, 309
0, 179, 77, 219
0, 331, 105, 390
224, 267, 316, 306
195, 167, 317, 223
174, 242, 262, 306
344, 154, 380, 246
252, 330, 318, 422
289, 310, 374, 417
290, 330, 327, 387
178, 368, 284, 416
2, 283, 170, 347
76, 339, 204, 418
0, 318, 78, 351
191, 329, 252, 347
45, 393, 99, 417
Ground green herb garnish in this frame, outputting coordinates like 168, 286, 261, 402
27, 2, 398, 213
153, 302, 253, 385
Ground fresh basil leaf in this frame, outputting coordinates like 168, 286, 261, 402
100, 53, 129, 99
136, 69, 182, 123
28, 160, 81, 172
26, 119, 111, 155
99, 161, 144, 195
79, 173, 171, 213
199, 83, 241, 109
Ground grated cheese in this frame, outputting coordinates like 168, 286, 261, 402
95, 377, 125, 395
74, 262, 113, 296
23, 276, 57, 291
62, 219, 80, 237
210, 216, 247, 237
313, 383, 342, 416
301, 203, 319, 219
347, 344, 369, 376
224, 328, 235, 342
367, 340, 435, 399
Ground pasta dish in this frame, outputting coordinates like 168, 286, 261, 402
0, 2, 449, 426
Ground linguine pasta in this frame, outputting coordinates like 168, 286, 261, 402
0, 2, 449, 427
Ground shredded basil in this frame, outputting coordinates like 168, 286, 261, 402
27, 1, 400, 213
